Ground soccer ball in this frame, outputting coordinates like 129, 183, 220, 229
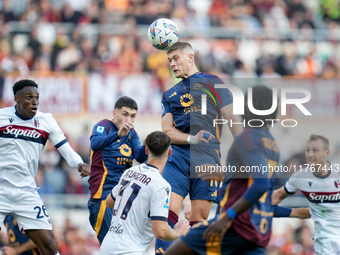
147, 18, 179, 50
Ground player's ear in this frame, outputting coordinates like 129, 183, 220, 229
112, 110, 116, 118
189, 53, 194, 63
145, 147, 149, 156
168, 147, 172, 156
14, 95, 19, 104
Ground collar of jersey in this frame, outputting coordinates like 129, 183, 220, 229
146, 163, 159, 171
14, 106, 34, 120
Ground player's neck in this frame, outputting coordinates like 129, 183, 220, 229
147, 157, 167, 174
181, 67, 199, 80
313, 161, 330, 177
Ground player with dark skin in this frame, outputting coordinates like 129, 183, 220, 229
4, 81, 90, 255
15, 86, 90, 177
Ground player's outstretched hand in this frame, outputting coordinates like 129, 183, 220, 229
197, 164, 224, 182
2, 246, 20, 255
197, 130, 215, 144
203, 213, 232, 244
118, 121, 134, 137
78, 163, 91, 178
187, 130, 215, 145
174, 219, 190, 235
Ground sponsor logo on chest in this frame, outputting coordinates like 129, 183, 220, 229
3, 125, 42, 139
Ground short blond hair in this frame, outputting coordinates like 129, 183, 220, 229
167, 41, 194, 55
308, 134, 329, 150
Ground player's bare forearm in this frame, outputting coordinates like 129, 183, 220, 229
152, 220, 190, 241
290, 208, 311, 219
220, 104, 242, 138
229, 115, 243, 138
161, 113, 189, 144
272, 186, 290, 206
163, 127, 190, 145
162, 113, 215, 145
106, 193, 115, 208
229, 197, 253, 216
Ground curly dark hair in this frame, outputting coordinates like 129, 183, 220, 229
12, 79, 38, 95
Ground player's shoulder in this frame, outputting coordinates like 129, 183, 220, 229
289, 167, 313, 180
140, 164, 171, 188
198, 72, 221, 79
236, 128, 274, 149
93, 119, 114, 131
235, 127, 257, 146
35, 110, 52, 118
33, 111, 55, 125
163, 80, 183, 96
0, 106, 15, 115
95, 119, 112, 127
197, 72, 223, 84
129, 127, 139, 137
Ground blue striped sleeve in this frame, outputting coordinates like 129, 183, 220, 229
55, 139, 67, 149
150, 216, 168, 222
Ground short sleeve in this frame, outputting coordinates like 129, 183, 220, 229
150, 185, 171, 221
215, 87, 233, 109
203, 75, 233, 109
284, 177, 298, 194
161, 93, 171, 118
92, 121, 109, 136
111, 183, 119, 199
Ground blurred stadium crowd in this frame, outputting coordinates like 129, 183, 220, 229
0, 0, 339, 93
0, 0, 337, 254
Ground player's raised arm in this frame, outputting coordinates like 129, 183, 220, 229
220, 103, 242, 138
162, 113, 214, 145
57, 142, 90, 177
272, 186, 291, 206
161, 112, 189, 145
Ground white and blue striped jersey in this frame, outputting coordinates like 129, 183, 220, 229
285, 166, 340, 240
0, 106, 80, 189
100, 163, 171, 255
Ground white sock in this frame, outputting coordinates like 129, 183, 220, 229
54, 252, 60, 255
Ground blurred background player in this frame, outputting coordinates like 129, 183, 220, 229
156, 41, 242, 253
0, 79, 90, 255
272, 134, 340, 255
87, 96, 147, 244
165, 85, 285, 254
2, 214, 40, 255
100, 131, 189, 255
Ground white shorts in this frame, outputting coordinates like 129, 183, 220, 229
314, 238, 340, 255
0, 183, 53, 232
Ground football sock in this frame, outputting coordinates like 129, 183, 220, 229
155, 210, 178, 254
